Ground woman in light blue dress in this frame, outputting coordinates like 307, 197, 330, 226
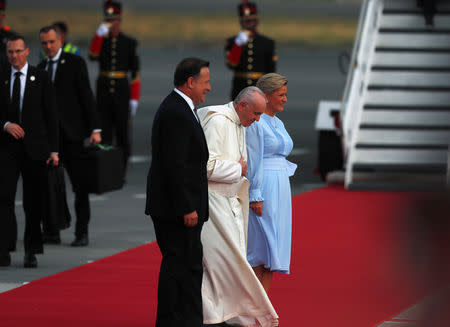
246, 73, 297, 293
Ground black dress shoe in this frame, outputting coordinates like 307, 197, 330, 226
71, 234, 89, 247
24, 253, 37, 268
0, 253, 11, 267
43, 233, 61, 244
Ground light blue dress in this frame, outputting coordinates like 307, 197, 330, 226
246, 113, 297, 274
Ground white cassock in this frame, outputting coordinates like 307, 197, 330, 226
197, 102, 279, 327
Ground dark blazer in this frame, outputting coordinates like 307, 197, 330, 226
145, 91, 209, 221
0, 64, 59, 160
38, 52, 99, 142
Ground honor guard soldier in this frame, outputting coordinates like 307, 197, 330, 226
0, 0, 14, 72
225, 0, 277, 99
89, 0, 140, 173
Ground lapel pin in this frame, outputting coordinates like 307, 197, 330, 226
30, 76, 35, 81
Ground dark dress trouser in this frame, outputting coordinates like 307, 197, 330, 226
97, 77, 130, 172
152, 216, 204, 327
58, 134, 90, 238
0, 141, 46, 255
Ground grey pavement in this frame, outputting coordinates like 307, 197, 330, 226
0, 45, 349, 290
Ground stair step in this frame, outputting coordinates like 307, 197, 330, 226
380, 28, 450, 34
365, 90, 450, 106
368, 85, 450, 91
357, 129, 450, 145
364, 104, 450, 111
384, 0, 450, 11
377, 33, 450, 49
355, 144, 448, 150
352, 148, 448, 165
380, 14, 450, 29
371, 66, 450, 72
360, 110, 450, 127
373, 51, 450, 68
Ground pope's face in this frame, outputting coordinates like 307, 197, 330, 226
190, 67, 211, 106
237, 93, 265, 127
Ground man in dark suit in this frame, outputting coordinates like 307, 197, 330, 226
145, 58, 211, 327
0, 34, 59, 268
38, 25, 101, 247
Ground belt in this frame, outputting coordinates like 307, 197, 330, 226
100, 71, 127, 78
263, 157, 298, 176
234, 72, 264, 79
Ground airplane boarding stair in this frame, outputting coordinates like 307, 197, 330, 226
342, 0, 450, 190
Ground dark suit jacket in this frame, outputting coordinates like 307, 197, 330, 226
145, 91, 209, 222
0, 64, 59, 160
38, 52, 99, 142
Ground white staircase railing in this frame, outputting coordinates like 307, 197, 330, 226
341, 0, 383, 187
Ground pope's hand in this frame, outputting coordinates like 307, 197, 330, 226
239, 156, 248, 177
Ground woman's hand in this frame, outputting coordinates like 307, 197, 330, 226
250, 201, 263, 216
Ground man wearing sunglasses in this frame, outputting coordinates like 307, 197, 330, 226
225, 1, 277, 99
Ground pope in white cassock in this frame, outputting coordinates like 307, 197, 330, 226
197, 86, 279, 327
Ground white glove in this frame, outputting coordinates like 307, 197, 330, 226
129, 100, 139, 117
234, 31, 249, 46
96, 23, 110, 37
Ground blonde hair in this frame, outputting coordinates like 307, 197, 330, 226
256, 73, 288, 94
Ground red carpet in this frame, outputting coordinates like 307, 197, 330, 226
0, 185, 448, 327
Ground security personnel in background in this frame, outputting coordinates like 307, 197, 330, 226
0, 0, 14, 72
225, 0, 277, 99
38, 25, 101, 247
40, 21, 82, 60
53, 21, 81, 56
89, 0, 140, 173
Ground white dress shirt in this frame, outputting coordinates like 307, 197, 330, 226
174, 88, 198, 122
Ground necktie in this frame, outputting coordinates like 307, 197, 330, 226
11, 71, 21, 123
47, 59, 55, 82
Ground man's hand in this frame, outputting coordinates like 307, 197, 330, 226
239, 156, 248, 177
46, 153, 59, 166
129, 99, 139, 117
235, 30, 250, 46
5, 123, 25, 140
250, 201, 263, 216
183, 211, 198, 227
96, 23, 110, 37
90, 131, 102, 145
